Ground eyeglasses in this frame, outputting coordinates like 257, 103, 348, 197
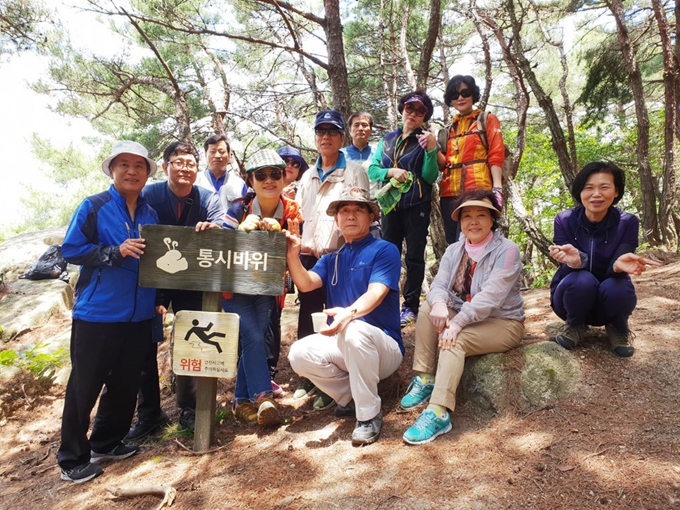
168, 159, 197, 170
404, 103, 428, 117
284, 158, 301, 169
315, 128, 343, 137
450, 89, 473, 101
253, 169, 283, 182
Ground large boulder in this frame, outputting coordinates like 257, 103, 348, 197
459, 341, 582, 415
0, 227, 78, 343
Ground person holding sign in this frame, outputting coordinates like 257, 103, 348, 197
57, 141, 159, 483
126, 141, 223, 440
222, 149, 303, 426
286, 187, 404, 446
549, 161, 660, 357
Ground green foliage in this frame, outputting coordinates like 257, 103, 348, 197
0, 0, 52, 58
1, 342, 67, 384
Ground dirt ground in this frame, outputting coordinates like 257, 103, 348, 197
1, 258, 680, 510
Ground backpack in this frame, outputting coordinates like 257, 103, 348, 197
20, 245, 69, 282
437, 111, 512, 182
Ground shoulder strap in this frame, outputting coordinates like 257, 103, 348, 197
177, 186, 199, 226
475, 111, 489, 151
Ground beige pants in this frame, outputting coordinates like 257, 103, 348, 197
413, 301, 524, 413
288, 320, 403, 421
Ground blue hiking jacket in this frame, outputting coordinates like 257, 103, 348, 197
63, 185, 159, 322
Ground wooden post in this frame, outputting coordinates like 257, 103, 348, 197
193, 291, 221, 452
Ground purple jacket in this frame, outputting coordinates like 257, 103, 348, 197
550, 206, 639, 295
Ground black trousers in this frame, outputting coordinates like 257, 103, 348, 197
381, 201, 432, 313
57, 319, 152, 470
440, 196, 461, 245
296, 254, 327, 339
136, 290, 202, 420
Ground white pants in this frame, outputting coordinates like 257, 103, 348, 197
288, 320, 403, 421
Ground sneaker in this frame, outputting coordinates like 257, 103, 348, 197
178, 408, 196, 431
125, 411, 170, 441
403, 409, 452, 445
400, 375, 435, 409
554, 323, 587, 350
233, 401, 258, 425
293, 378, 318, 399
606, 324, 635, 357
312, 391, 336, 411
400, 306, 417, 327
90, 443, 139, 464
271, 380, 284, 398
334, 400, 356, 418
60, 462, 103, 483
256, 397, 281, 426
352, 412, 383, 445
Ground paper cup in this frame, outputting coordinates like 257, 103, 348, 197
311, 312, 327, 333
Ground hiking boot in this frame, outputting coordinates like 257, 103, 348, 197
400, 306, 417, 328
554, 323, 587, 350
352, 412, 383, 446
400, 375, 435, 410
125, 411, 169, 441
256, 397, 281, 426
60, 462, 103, 483
90, 443, 139, 464
606, 324, 635, 357
312, 391, 336, 411
403, 409, 452, 445
293, 378, 318, 399
179, 408, 196, 431
233, 401, 258, 425
334, 400, 356, 418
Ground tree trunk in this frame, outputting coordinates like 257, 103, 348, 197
651, 0, 678, 250
416, 0, 441, 90
323, 0, 352, 118
507, 178, 554, 262
607, 0, 661, 246
400, 4, 416, 90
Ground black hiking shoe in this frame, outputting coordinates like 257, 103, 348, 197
554, 323, 587, 350
60, 462, 103, 483
606, 324, 635, 357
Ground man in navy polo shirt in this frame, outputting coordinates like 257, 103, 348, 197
286, 187, 403, 446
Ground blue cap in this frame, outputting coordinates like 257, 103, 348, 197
277, 146, 309, 172
314, 110, 345, 130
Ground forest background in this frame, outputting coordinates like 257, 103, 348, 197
1, 0, 678, 287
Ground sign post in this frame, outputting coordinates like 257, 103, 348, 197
139, 225, 286, 452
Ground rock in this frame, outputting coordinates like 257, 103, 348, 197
0, 227, 67, 281
458, 341, 582, 415
0, 279, 73, 342
519, 341, 582, 407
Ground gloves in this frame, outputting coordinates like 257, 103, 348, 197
492, 187, 503, 209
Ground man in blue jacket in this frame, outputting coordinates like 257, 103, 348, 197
57, 141, 159, 483
125, 141, 223, 440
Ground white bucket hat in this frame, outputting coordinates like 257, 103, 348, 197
101, 140, 158, 177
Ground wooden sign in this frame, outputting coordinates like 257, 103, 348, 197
172, 311, 239, 378
139, 225, 286, 295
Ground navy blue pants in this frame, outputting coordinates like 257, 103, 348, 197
58, 319, 152, 470
551, 271, 637, 333
381, 201, 431, 313
297, 254, 326, 339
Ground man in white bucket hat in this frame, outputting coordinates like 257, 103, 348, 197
57, 140, 159, 483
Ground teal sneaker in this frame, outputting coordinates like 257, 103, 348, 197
403, 409, 452, 445
400, 375, 434, 409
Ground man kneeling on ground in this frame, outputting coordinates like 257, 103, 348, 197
286, 187, 403, 445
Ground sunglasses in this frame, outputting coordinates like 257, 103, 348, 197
450, 89, 473, 101
315, 128, 343, 137
253, 169, 283, 182
404, 103, 428, 117
284, 158, 301, 169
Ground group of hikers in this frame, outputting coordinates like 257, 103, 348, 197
55, 75, 659, 484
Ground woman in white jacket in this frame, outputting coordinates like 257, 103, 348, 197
400, 190, 525, 444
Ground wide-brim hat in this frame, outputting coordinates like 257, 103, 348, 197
326, 187, 381, 218
246, 149, 286, 172
101, 140, 157, 177
451, 197, 501, 221
277, 146, 309, 172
